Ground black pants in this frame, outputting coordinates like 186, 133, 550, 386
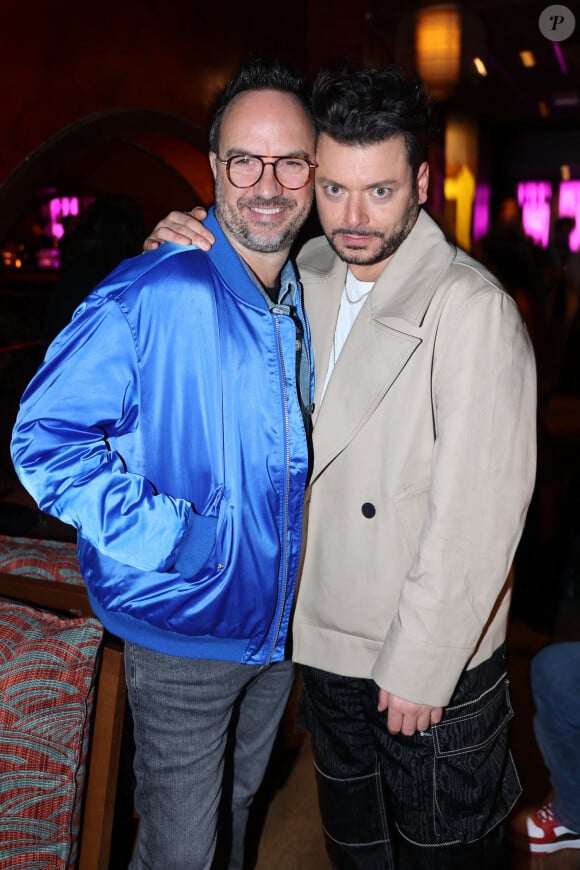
300, 646, 519, 869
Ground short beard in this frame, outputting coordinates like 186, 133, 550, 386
327, 191, 420, 267
215, 176, 309, 253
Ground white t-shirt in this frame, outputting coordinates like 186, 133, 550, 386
320, 269, 374, 402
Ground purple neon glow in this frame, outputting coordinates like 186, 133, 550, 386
559, 181, 580, 252
552, 41, 568, 75
518, 181, 552, 248
472, 184, 490, 241
49, 196, 79, 240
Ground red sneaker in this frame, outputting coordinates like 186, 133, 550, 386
527, 803, 580, 853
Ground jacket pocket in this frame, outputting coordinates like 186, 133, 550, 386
175, 487, 228, 582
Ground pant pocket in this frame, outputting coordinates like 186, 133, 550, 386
429, 678, 521, 844
314, 761, 387, 848
313, 761, 396, 869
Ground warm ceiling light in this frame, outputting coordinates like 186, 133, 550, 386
538, 101, 550, 117
473, 57, 487, 76
561, 165, 571, 181
520, 51, 536, 68
415, 5, 462, 100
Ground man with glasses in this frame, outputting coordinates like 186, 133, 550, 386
11, 59, 315, 870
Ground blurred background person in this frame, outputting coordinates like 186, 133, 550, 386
526, 642, 580, 854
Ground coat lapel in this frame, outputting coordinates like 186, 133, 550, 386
297, 210, 455, 482
311, 310, 421, 481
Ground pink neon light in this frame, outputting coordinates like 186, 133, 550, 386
558, 181, 580, 252
552, 41, 568, 75
472, 184, 490, 241
49, 196, 79, 241
517, 181, 552, 248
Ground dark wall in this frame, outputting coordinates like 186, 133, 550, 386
0, 0, 370, 188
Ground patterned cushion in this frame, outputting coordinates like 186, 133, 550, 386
0, 535, 82, 586
0, 598, 103, 869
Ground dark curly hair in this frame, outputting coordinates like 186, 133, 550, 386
208, 57, 313, 153
312, 66, 433, 175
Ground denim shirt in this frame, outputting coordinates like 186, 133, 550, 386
242, 256, 314, 466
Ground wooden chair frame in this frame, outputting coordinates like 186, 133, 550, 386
0, 570, 127, 870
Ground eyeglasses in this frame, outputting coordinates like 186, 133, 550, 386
216, 154, 317, 190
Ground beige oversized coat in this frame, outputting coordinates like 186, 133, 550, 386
292, 210, 537, 707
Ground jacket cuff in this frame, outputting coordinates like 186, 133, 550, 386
174, 512, 218, 579
371, 636, 473, 708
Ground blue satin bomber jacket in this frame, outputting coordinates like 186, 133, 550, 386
11, 208, 314, 665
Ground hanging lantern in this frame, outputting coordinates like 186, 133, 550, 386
415, 5, 462, 100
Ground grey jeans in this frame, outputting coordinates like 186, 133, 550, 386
125, 642, 294, 870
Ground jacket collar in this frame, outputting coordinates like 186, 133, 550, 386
203, 207, 298, 309
298, 210, 455, 481
369, 209, 455, 327
298, 210, 454, 326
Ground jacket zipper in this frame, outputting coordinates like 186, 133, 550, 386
268, 310, 291, 662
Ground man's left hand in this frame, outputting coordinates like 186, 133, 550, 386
143, 207, 213, 252
377, 689, 443, 736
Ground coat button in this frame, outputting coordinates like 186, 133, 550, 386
361, 502, 376, 518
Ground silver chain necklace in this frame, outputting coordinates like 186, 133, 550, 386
344, 270, 374, 305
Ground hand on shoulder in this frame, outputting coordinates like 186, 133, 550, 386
144, 207, 214, 252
